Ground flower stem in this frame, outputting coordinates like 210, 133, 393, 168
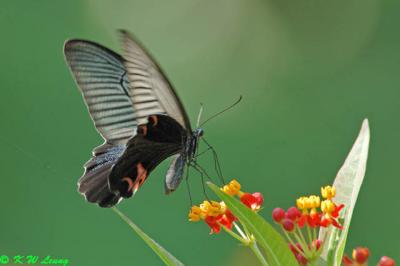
313, 227, 317, 241
293, 230, 312, 258
233, 222, 248, 240
220, 224, 249, 245
296, 226, 308, 248
283, 230, 307, 258
307, 226, 313, 246
249, 240, 269, 266
239, 220, 251, 238
307, 259, 318, 266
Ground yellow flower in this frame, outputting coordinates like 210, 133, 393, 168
308, 195, 321, 208
296, 196, 308, 210
321, 200, 335, 214
188, 206, 204, 222
321, 186, 336, 200
221, 179, 241, 196
200, 200, 223, 217
296, 195, 320, 213
219, 201, 227, 213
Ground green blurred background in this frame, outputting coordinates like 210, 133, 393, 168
0, 0, 399, 265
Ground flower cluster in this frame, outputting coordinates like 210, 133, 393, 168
221, 180, 264, 211
343, 247, 396, 266
188, 179, 263, 235
273, 186, 344, 231
189, 201, 236, 234
272, 185, 345, 265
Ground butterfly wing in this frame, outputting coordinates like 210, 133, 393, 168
64, 40, 138, 143
119, 30, 191, 131
164, 154, 186, 194
109, 115, 187, 198
78, 143, 125, 207
109, 31, 192, 198
64, 33, 192, 207
64, 40, 139, 206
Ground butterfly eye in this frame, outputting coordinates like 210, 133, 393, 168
198, 128, 204, 137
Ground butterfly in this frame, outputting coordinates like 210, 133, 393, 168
64, 30, 207, 207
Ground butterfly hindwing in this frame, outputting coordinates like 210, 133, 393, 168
109, 115, 186, 198
78, 143, 125, 207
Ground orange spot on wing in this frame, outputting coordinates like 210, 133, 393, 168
133, 163, 148, 194
122, 177, 134, 192
138, 125, 147, 136
150, 115, 158, 126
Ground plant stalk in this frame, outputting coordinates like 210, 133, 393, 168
249, 240, 269, 266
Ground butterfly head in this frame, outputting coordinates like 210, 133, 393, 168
194, 128, 204, 138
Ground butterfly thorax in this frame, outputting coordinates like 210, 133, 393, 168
187, 128, 204, 161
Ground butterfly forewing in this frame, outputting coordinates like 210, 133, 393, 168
120, 30, 192, 131
64, 40, 137, 144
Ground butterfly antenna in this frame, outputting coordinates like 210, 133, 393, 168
199, 96, 242, 127
196, 103, 204, 128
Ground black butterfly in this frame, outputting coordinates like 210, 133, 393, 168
64, 30, 207, 207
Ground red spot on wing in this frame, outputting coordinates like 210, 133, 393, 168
149, 115, 158, 126
138, 125, 147, 136
122, 177, 134, 191
133, 163, 148, 194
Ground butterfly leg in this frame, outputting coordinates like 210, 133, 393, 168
192, 146, 212, 160
185, 164, 193, 207
190, 162, 213, 201
201, 138, 226, 185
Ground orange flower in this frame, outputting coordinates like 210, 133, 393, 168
190, 179, 263, 234
221, 180, 264, 211
189, 200, 236, 234
221, 179, 241, 196
320, 200, 344, 229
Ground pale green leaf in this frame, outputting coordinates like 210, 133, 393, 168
319, 119, 370, 265
112, 207, 184, 266
208, 182, 298, 266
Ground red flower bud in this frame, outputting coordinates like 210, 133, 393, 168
282, 218, 295, 232
289, 243, 297, 254
286, 207, 301, 221
240, 193, 263, 211
252, 192, 264, 205
342, 255, 354, 266
352, 247, 369, 264
296, 253, 308, 266
272, 208, 285, 223
295, 243, 303, 252
378, 256, 396, 266
312, 239, 322, 250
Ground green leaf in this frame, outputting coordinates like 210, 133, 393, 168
208, 183, 298, 266
112, 207, 184, 266
318, 119, 370, 265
